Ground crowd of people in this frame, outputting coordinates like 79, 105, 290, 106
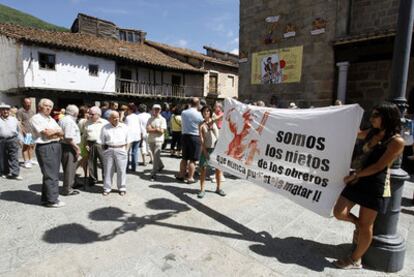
0, 96, 408, 270
0, 97, 226, 207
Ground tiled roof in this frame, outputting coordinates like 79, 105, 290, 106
334, 29, 396, 45
0, 23, 205, 73
146, 40, 239, 68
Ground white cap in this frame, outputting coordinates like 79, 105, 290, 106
152, 104, 161, 109
289, 102, 297, 109
0, 103, 11, 109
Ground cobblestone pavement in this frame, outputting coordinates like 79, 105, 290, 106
0, 154, 413, 277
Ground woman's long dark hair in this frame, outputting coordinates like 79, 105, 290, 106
201, 105, 213, 119
373, 102, 402, 141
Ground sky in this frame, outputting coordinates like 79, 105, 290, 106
0, 0, 239, 54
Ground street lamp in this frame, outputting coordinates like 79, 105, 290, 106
362, 0, 414, 272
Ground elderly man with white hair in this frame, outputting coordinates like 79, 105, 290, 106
30, 98, 65, 208
59, 105, 81, 196
100, 111, 132, 196
0, 102, 22, 180
83, 106, 108, 186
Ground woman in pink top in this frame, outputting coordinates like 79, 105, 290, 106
213, 102, 224, 129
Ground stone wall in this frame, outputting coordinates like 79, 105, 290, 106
239, 0, 342, 108
350, 0, 399, 34
347, 59, 414, 111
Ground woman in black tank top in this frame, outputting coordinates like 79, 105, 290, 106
333, 102, 404, 269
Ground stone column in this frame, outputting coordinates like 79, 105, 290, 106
336, 62, 350, 103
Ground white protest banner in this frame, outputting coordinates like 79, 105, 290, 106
210, 98, 364, 217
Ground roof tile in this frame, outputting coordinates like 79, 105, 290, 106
0, 23, 205, 73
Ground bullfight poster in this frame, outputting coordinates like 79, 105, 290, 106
251, 46, 303, 84
210, 98, 363, 217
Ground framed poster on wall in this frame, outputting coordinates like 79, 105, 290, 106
251, 46, 303, 85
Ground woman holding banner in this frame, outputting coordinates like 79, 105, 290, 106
197, 106, 225, 199
333, 102, 404, 269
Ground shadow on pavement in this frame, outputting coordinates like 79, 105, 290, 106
130, 170, 179, 184
43, 198, 191, 244
0, 190, 41, 206
43, 223, 100, 244
149, 184, 346, 272
29, 181, 105, 195
42, 184, 346, 271
401, 208, 414, 216
28, 184, 42, 192
401, 197, 413, 207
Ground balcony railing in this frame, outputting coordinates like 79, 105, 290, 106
116, 79, 203, 98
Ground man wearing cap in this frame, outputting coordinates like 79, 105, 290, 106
100, 111, 131, 196
0, 103, 22, 180
16, 97, 36, 168
83, 106, 108, 186
147, 104, 167, 181
30, 98, 65, 207
59, 105, 81, 196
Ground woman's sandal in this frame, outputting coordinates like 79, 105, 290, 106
333, 256, 362, 269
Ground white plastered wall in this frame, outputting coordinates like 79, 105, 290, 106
22, 45, 116, 92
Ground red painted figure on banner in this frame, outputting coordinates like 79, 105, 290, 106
225, 108, 269, 164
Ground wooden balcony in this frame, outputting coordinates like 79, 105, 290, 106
116, 79, 203, 98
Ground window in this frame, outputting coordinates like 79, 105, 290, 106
172, 75, 181, 86
119, 30, 135, 42
89, 64, 99, 76
120, 69, 133, 80
209, 74, 218, 93
119, 31, 126, 41
228, 76, 235, 87
39, 53, 55, 70
127, 32, 134, 42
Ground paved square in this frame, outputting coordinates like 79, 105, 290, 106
1, 154, 413, 276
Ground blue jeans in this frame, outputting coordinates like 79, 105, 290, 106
128, 140, 140, 171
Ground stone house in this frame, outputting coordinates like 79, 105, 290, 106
239, 0, 413, 110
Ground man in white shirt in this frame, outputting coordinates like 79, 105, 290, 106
83, 106, 108, 186
59, 105, 81, 196
147, 104, 167, 181
100, 111, 131, 196
137, 104, 153, 166
30, 98, 64, 208
125, 103, 143, 172
0, 103, 22, 180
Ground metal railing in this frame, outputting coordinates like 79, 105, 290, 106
116, 78, 203, 98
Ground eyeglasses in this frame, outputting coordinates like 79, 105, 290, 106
88, 113, 97, 116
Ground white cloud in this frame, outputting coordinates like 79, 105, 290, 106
177, 39, 188, 47
207, 14, 232, 35
230, 48, 239, 55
